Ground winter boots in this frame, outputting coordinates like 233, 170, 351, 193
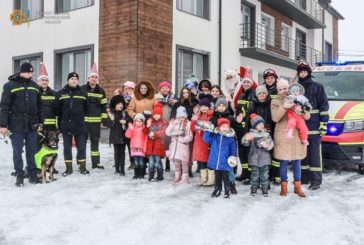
128, 162, 135, 170
280, 181, 288, 196
179, 173, 189, 184
294, 181, 306, 197
92, 163, 104, 170
202, 170, 215, 187
211, 188, 222, 198
200, 169, 208, 186
79, 160, 90, 175
62, 162, 73, 177
230, 182, 238, 195
148, 169, 155, 182
15, 175, 24, 187
133, 167, 139, 179
156, 170, 164, 181
174, 171, 181, 183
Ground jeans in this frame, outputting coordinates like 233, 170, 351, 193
10, 131, 38, 178
251, 165, 270, 192
280, 160, 301, 182
134, 156, 145, 168
149, 155, 163, 172
228, 170, 235, 182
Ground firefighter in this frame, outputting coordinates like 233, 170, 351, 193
0, 62, 42, 186
56, 72, 89, 175
262, 68, 280, 185
297, 61, 329, 190
81, 63, 108, 169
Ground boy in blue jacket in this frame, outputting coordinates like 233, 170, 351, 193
203, 118, 237, 198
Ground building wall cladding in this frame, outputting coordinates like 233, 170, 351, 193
99, 0, 173, 97
333, 16, 338, 60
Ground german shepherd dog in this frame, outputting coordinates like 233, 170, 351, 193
36, 130, 59, 183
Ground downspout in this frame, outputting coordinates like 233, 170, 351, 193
218, 0, 222, 86
321, 3, 329, 61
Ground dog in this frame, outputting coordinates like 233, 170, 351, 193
35, 129, 59, 183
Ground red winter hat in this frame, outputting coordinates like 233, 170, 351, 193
159, 81, 172, 90
218, 118, 230, 128
153, 102, 163, 116
37, 62, 49, 81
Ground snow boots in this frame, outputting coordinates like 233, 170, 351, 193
211, 188, 222, 198
294, 181, 306, 197
156, 170, 164, 181
230, 182, 238, 195
179, 173, 189, 184
62, 162, 73, 177
15, 175, 24, 187
174, 170, 181, 183
133, 167, 139, 179
79, 160, 90, 175
280, 181, 288, 196
200, 168, 208, 186
92, 163, 104, 170
148, 169, 155, 182
202, 169, 215, 187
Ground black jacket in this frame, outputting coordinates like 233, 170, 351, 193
109, 110, 132, 144
170, 98, 198, 120
40, 86, 57, 128
298, 77, 329, 136
0, 74, 42, 133
265, 83, 278, 99
210, 110, 243, 138
247, 97, 274, 134
56, 85, 88, 135
235, 88, 255, 132
81, 83, 107, 124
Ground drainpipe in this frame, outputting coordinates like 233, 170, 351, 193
321, 2, 329, 61
218, 0, 222, 86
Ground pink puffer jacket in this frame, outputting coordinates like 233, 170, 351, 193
165, 120, 193, 162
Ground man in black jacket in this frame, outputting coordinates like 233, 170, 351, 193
0, 62, 42, 187
56, 72, 89, 176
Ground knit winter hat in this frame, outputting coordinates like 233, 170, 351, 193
250, 113, 265, 129
159, 81, 172, 90
67, 72, 79, 80
277, 79, 289, 89
20, 62, 33, 73
134, 113, 146, 122
241, 77, 253, 84
199, 97, 211, 108
123, 81, 136, 89
37, 62, 48, 81
176, 106, 188, 118
289, 83, 305, 95
109, 95, 125, 110
152, 102, 163, 116
216, 96, 228, 108
218, 118, 230, 128
184, 80, 197, 90
255, 85, 268, 95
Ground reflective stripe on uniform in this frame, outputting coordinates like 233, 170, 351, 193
11, 86, 39, 93
87, 93, 103, 98
310, 109, 319, 114
91, 151, 100, 156
272, 160, 280, 168
301, 165, 309, 170
85, 117, 102, 123
41, 96, 55, 100
320, 111, 329, 116
309, 130, 320, 135
44, 119, 57, 125
101, 98, 107, 104
101, 113, 108, 119
60, 95, 70, 100
73, 96, 86, 100
310, 145, 323, 172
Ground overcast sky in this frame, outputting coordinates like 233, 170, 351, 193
331, 0, 363, 61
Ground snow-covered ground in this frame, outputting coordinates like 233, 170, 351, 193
0, 139, 363, 245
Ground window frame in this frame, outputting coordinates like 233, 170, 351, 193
54, 44, 94, 90
261, 12, 275, 47
55, 0, 95, 14
176, 0, 211, 20
281, 22, 291, 52
13, 0, 44, 21
12, 52, 43, 81
175, 45, 210, 95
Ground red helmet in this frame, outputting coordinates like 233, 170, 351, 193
263, 69, 278, 79
296, 61, 312, 75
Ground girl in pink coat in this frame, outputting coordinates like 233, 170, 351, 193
125, 113, 147, 179
166, 106, 193, 184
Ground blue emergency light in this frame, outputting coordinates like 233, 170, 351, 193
326, 123, 343, 136
316, 61, 364, 66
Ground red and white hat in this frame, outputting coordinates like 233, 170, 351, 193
88, 62, 99, 78
37, 62, 49, 81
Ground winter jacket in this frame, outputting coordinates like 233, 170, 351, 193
39, 86, 57, 128
170, 99, 198, 120
155, 92, 178, 121
247, 97, 273, 133
109, 110, 132, 145
210, 109, 243, 138
165, 120, 193, 161
125, 124, 147, 156
81, 83, 108, 124
203, 128, 237, 171
143, 118, 168, 157
127, 80, 157, 118
298, 77, 329, 137
271, 96, 310, 161
0, 74, 42, 133
191, 110, 214, 162
242, 129, 274, 167
264, 82, 278, 99
55, 84, 88, 135
235, 88, 256, 133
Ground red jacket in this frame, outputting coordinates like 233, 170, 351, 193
143, 119, 168, 158
191, 110, 214, 163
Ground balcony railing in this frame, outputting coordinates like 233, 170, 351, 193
290, 0, 324, 23
240, 22, 323, 66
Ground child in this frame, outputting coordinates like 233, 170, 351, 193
125, 113, 147, 179
108, 95, 132, 175
165, 106, 193, 184
144, 103, 167, 181
242, 114, 274, 197
285, 83, 312, 146
191, 95, 214, 186
203, 118, 237, 198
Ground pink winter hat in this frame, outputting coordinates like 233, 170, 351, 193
123, 81, 136, 89
88, 62, 99, 78
37, 62, 49, 81
159, 81, 172, 90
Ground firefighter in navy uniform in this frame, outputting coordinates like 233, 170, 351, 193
56, 72, 89, 175
262, 69, 280, 185
297, 62, 329, 190
0, 62, 42, 186
81, 63, 108, 169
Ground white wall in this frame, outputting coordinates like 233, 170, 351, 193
0, 0, 99, 91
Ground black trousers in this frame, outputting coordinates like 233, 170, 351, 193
85, 122, 101, 166
126, 139, 134, 165
301, 136, 322, 186
214, 170, 230, 193
238, 143, 250, 179
113, 144, 126, 173
63, 133, 86, 163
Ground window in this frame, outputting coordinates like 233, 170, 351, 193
281, 23, 291, 52
177, 0, 210, 19
14, 0, 44, 20
54, 45, 94, 90
56, 0, 94, 13
261, 13, 275, 47
13, 53, 43, 82
176, 46, 210, 94
241, 4, 251, 40
325, 42, 333, 62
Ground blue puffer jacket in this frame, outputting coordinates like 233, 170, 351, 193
203, 128, 237, 171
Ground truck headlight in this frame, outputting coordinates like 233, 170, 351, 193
343, 120, 364, 132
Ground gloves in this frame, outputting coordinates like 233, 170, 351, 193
319, 122, 327, 136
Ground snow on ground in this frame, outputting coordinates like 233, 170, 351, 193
0, 139, 364, 245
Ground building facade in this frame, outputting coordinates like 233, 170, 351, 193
0, 0, 343, 97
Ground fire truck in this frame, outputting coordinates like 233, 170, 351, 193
312, 61, 364, 173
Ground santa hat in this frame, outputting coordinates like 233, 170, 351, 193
88, 62, 99, 78
218, 118, 230, 128
153, 102, 163, 117
37, 62, 49, 81
250, 113, 265, 129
